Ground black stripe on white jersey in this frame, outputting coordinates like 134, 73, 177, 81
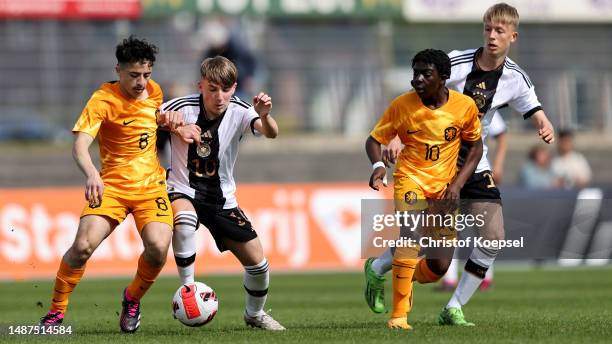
164, 95, 199, 111
450, 51, 476, 62
504, 61, 533, 88
187, 95, 226, 208
230, 96, 251, 109
522, 105, 542, 120
166, 97, 200, 112
169, 102, 200, 112
230, 100, 249, 109
451, 58, 474, 67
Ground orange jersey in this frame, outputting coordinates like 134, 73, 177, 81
371, 89, 481, 197
72, 79, 165, 195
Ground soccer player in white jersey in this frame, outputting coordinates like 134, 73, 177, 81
364, 2, 555, 326
162, 56, 285, 331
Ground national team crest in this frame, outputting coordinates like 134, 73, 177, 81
472, 91, 486, 110
404, 191, 418, 205
444, 127, 458, 141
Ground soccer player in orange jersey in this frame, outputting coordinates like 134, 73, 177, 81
365, 49, 483, 330
39, 36, 192, 333
365, 3, 556, 327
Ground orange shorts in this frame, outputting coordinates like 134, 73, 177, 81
393, 176, 446, 212
393, 176, 456, 243
80, 187, 173, 232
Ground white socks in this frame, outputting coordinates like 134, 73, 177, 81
447, 246, 497, 309
442, 258, 459, 284
172, 211, 198, 284
244, 258, 269, 317
372, 248, 394, 276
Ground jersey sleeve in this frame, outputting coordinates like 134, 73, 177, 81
446, 49, 473, 88
159, 99, 171, 112
488, 111, 507, 137
461, 101, 481, 142
507, 72, 542, 119
241, 107, 261, 136
72, 97, 106, 138
370, 100, 399, 145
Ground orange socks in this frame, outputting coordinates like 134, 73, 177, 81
391, 258, 417, 319
413, 258, 443, 284
126, 255, 164, 301
50, 259, 85, 313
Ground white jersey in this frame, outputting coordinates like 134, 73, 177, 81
162, 94, 260, 209
448, 48, 542, 173
488, 110, 507, 139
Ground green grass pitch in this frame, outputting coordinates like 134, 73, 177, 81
1, 267, 611, 343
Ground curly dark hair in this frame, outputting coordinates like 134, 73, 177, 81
115, 36, 158, 66
412, 49, 451, 80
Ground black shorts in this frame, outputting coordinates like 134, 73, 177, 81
169, 193, 258, 252
460, 171, 502, 201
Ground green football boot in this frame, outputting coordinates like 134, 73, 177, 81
438, 307, 475, 326
364, 257, 386, 313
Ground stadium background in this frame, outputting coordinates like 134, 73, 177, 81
0, 0, 612, 334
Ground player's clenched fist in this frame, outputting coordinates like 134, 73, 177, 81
369, 166, 387, 191
176, 124, 202, 144
157, 109, 185, 130
85, 171, 104, 208
253, 92, 272, 117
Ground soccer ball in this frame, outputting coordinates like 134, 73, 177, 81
172, 282, 218, 327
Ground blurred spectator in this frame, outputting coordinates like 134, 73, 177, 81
551, 129, 592, 189
519, 145, 560, 189
202, 20, 257, 101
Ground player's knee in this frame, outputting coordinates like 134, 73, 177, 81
427, 258, 451, 277
482, 228, 505, 242
70, 240, 95, 264
145, 242, 170, 266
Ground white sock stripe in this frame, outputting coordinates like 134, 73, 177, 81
245, 261, 269, 270
477, 246, 499, 257
246, 269, 268, 275
174, 214, 198, 222
174, 220, 198, 228
245, 264, 269, 271
245, 263, 269, 274
244, 258, 268, 270
174, 214, 198, 220
469, 247, 497, 268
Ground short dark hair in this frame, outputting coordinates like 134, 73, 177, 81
412, 49, 451, 80
558, 128, 574, 139
115, 36, 158, 66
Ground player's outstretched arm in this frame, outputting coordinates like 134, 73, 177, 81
530, 110, 555, 144
253, 92, 278, 138
446, 138, 483, 200
365, 136, 387, 191
73, 132, 104, 208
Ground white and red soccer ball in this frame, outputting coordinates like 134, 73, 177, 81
172, 282, 218, 327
